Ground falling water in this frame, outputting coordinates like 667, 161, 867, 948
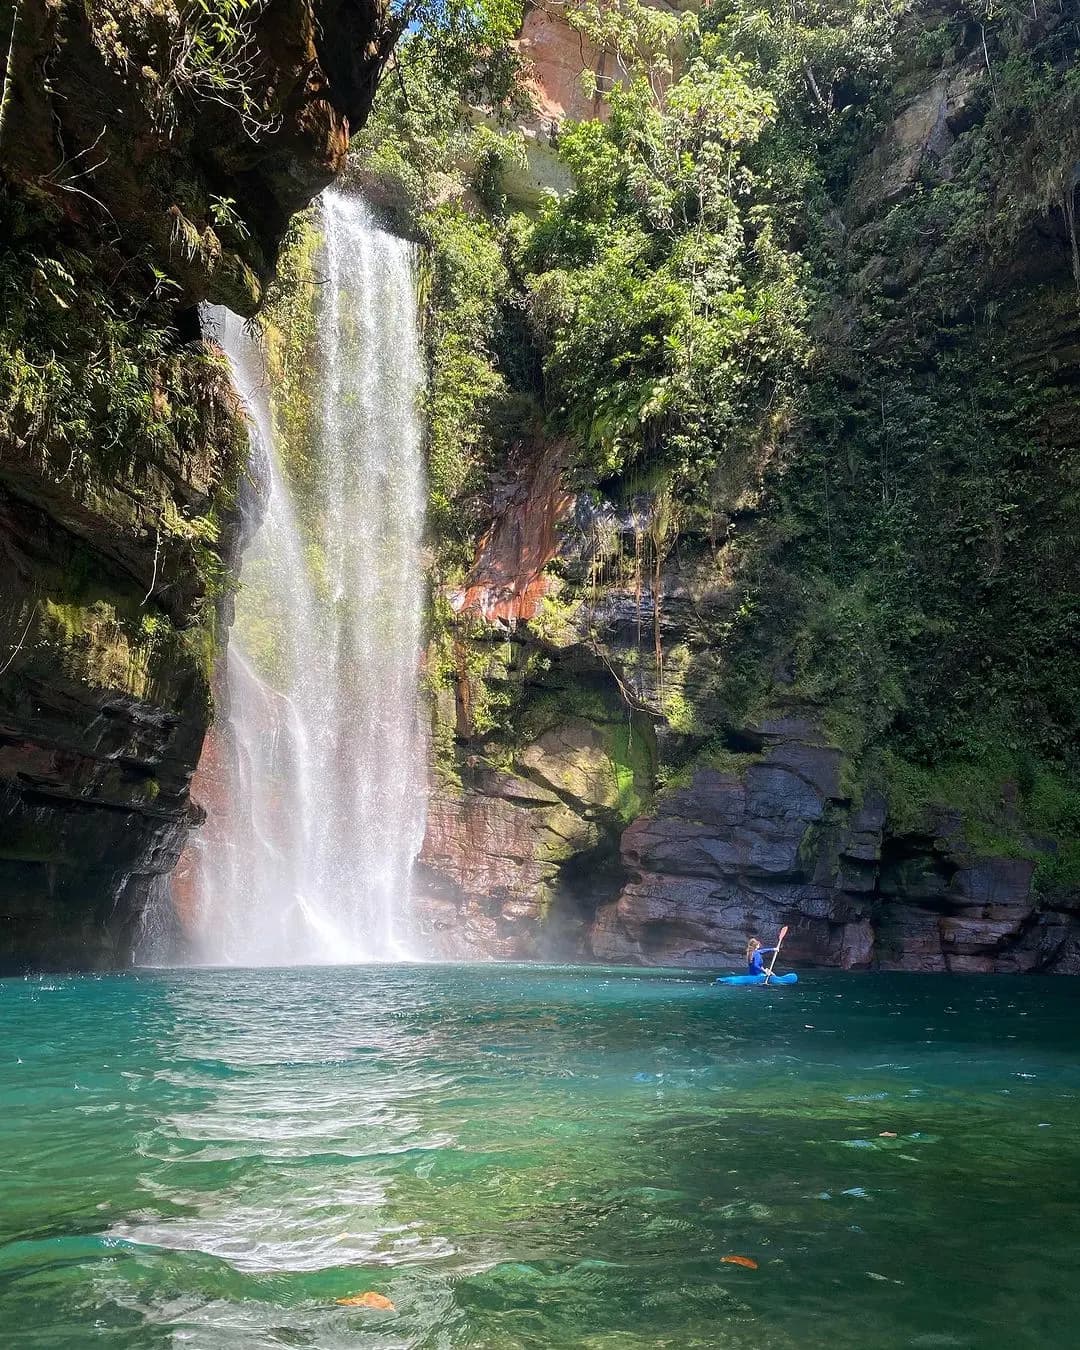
189, 193, 429, 964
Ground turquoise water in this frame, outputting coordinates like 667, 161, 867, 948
2, 967, 1079, 1348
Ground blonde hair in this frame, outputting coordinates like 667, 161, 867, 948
746, 938, 761, 962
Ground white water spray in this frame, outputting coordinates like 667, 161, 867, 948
190, 194, 429, 964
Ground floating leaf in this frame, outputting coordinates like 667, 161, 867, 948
336, 1291, 395, 1310
721, 1255, 758, 1270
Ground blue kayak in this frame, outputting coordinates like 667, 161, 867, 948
715, 972, 799, 986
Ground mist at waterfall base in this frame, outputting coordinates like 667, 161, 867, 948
189, 194, 429, 965
4, 968, 1080, 1348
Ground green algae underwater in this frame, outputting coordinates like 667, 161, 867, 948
1, 966, 1079, 1348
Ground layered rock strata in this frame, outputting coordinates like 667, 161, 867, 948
593, 719, 1078, 974
419, 683, 655, 959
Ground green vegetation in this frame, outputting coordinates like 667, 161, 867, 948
421, 207, 515, 550
86, 0, 280, 138
755, 0, 1080, 866
879, 748, 1080, 896
352, 0, 1079, 879
521, 7, 810, 496
262, 212, 324, 510
352, 0, 533, 563
0, 190, 248, 618
0, 0, 269, 729
1, 198, 231, 482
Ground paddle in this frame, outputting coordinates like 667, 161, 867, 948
762, 925, 789, 985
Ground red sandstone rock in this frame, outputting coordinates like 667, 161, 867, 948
450, 441, 574, 624
516, 1, 610, 131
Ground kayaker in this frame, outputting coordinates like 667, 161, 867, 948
746, 938, 778, 976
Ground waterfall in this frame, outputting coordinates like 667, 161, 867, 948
189, 194, 429, 965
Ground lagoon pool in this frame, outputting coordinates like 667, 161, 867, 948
2, 965, 1079, 1347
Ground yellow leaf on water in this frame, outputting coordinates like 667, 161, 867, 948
336, 1291, 395, 1310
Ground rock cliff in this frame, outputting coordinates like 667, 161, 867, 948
419, 1, 1080, 972
0, 0, 390, 969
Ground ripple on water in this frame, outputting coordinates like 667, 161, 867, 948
2, 967, 1080, 1348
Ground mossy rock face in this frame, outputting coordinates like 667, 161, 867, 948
532, 802, 602, 865
515, 715, 654, 825
0, 0, 393, 971
417, 671, 656, 958
410, 0, 1080, 970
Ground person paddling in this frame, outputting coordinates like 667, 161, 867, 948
745, 938, 778, 977
715, 927, 797, 985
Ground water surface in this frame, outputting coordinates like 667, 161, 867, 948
2, 966, 1079, 1347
